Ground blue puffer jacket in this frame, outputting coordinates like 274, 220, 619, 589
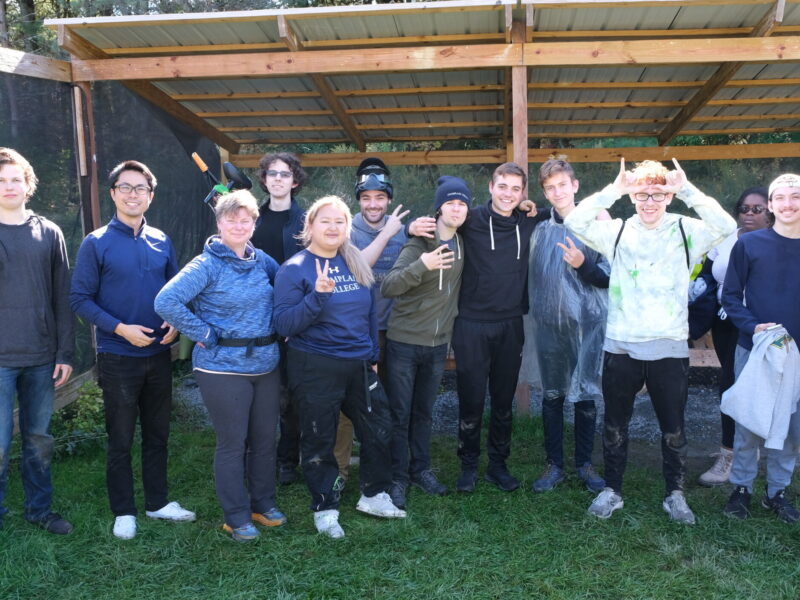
155, 236, 280, 375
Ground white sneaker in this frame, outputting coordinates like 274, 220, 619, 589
588, 487, 624, 519
356, 491, 407, 518
145, 501, 196, 522
662, 490, 696, 525
698, 447, 733, 486
314, 509, 345, 539
113, 515, 137, 539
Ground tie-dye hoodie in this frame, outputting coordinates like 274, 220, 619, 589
564, 182, 736, 344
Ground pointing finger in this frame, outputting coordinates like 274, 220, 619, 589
315, 258, 322, 277
323, 259, 329, 278
556, 242, 568, 252
566, 236, 577, 249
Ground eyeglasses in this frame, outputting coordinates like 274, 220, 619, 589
738, 205, 766, 215
222, 218, 255, 227
113, 183, 151, 196
266, 170, 292, 179
632, 193, 668, 203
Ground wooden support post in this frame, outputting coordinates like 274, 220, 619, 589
72, 82, 100, 233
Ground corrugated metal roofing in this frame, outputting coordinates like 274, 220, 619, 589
44, 0, 800, 155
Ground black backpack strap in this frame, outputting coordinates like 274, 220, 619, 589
677, 218, 690, 270
613, 220, 626, 260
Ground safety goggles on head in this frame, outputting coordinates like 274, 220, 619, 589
357, 172, 390, 185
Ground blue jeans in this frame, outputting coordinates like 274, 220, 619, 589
0, 363, 56, 522
385, 340, 448, 484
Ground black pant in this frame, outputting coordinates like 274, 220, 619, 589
601, 352, 689, 495
97, 351, 172, 516
711, 315, 739, 448
385, 339, 448, 484
451, 316, 524, 469
195, 370, 280, 528
542, 397, 597, 469
287, 348, 392, 512
276, 340, 300, 469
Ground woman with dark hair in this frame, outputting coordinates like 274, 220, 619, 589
698, 185, 771, 486
274, 195, 405, 539
155, 190, 285, 541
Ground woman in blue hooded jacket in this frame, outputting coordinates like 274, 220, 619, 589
155, 190, 284, 541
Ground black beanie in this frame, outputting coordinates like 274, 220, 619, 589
434, 176, 472, 212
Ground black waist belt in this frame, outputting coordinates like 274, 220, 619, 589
217, 334, 278, 357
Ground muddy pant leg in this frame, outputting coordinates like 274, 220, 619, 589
573, 400, 598, 469
541, 396, 566, 468
333, 414, 354, 479
601, 352, 644, 494
288, 348, 348, 512
486, 317, 524, 467
452, 318, 491, 470
344, 365, 392, 498
645, 357, 690, 495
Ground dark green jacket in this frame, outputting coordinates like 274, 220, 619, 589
380, 232, 464, 347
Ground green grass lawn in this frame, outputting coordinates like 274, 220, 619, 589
2, 418, 799, 600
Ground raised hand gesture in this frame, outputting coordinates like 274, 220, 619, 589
420, 244, 455, 271
315, 258, 335, 293
660, 158, 687, 194
408, 216, 437, 239
382, 204, 412, 238
556, 236, 585, 268
612, 157, 639, 196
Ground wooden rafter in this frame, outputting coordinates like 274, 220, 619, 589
657, 0, 786, 145
0, 47, 71, 82
277, 15, 366, 151
56, 25, 239, 153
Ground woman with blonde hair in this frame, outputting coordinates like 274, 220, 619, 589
155, 190, 285, 541
274, 195, 405, 539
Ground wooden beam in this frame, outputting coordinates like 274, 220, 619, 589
231, 142, 800, 168
526, 97, 800, 110
197, 109, 333, 118
57, 25, 240, 153
220, 121, 502, 132
70, 35, 800, 82
657, 0, 786, 145
236, 134, 499, 145
70, 44, 522, 81
512, 65, 529, 169
208, 104, 506, 117
233, 149, 509, 168
278, 14, 366, 152
0, 47, 71, 82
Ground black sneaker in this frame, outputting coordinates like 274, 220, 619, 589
389, 481, 407, 510
723, 485, 751, 520
27, 512, 73, 535
762, 488, 800, 524
411, 470, 448, 496
456, 468, 477, 493
278, 465, 300, 485
485, 463, 520, 492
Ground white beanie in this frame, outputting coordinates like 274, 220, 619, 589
768, 173, 800, 199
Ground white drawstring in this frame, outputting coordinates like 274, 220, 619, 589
515, 225, 520, 260
489, 216, 495, 250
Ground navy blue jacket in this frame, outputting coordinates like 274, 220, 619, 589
70, 216, 178, 357
721, 227, 800, 351
273, 249, 378, 362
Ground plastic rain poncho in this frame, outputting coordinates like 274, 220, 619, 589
528, 213, 609, 402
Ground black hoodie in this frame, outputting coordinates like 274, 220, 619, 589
457, 200, 550, 321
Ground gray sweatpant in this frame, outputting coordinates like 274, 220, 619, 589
729, 346, 800, 496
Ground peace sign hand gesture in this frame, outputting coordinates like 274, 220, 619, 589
556, 236, 585, 268
315, 258, 335, 293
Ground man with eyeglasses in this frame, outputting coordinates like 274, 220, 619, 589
71, 160, 195, 539
251, 152, 307, 486
565, 158, 735, 524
